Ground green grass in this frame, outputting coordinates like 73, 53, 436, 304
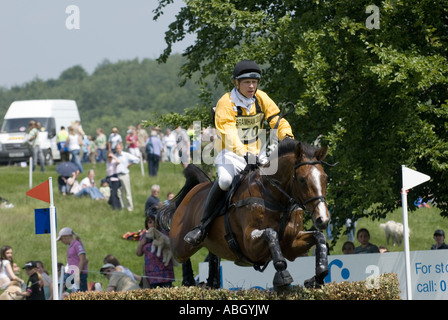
0, 161, 208, 290
1, 161, 447, 292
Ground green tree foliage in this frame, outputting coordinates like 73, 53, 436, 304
0, 55, 202, 135
154, 0, 448, 235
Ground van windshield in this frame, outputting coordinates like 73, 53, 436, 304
1, 118, 53, 134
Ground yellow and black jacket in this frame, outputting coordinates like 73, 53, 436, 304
214, 89, 294, 156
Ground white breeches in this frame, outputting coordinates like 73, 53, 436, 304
214, 149, 247, 191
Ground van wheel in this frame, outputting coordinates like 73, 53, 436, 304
45, 150, 54, 166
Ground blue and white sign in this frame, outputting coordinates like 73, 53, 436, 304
199, 250, 448, 300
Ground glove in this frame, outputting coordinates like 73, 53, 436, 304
244, 152, 258, 165
258, 154, 270, 166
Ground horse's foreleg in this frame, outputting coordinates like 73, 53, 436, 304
304, 231, 329, 288
263, 228, 293, 289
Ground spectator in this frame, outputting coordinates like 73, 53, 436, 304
100, 263, 140, 292
0, 246, 23, 290
342, 241, 354, 254
137, 124, 149, 162
75, 169, 105, 200
103, 254, 141, 283
16, 261, 45, 300
136, 215, 175, 289
354, 228, 379, 254
57, 227, 88, 292
57, 126, 70, 162
88, 135, 97, 167
146, 130, 163, 176
106, 152, 122, 210
27, 120, 45, 172
66, 170, 81, 195
163, 128, 177, 162
64, 126, 84, 173
145, 184, 160, 217
431, 229, 448, 250
115, 142, 139, 211
108, 126, 122, 154
81, 134, 90, 163
165, 192, 174, 205
126, 126, 140, 157
95, 128, 107, 163
99, 179, 111, 200
35, 261, 53, 300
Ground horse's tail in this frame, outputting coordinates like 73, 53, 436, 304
156, 164, 211, 232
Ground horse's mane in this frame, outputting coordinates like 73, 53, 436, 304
275, 138, 318, 159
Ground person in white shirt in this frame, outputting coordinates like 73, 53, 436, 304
75, 169, 105, 200
163, 128, 177, 162
115, 142, 139, 211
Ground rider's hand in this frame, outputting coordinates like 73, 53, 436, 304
244, 152, 258, 165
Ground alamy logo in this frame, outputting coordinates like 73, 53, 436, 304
66, 5, 80, 30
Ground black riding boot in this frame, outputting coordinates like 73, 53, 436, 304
184, 181, 226, 246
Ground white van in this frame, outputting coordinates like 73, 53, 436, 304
0, 99, 81, 165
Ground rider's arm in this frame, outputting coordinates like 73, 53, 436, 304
214, 94, 247, 157
256, 90, 294, 140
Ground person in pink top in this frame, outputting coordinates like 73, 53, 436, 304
57, 227, 88, 292
126, 126, 140, 158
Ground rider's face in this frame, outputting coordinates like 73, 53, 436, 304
237, 79, 258, 98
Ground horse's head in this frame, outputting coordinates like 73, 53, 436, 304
281, 141, 331, 231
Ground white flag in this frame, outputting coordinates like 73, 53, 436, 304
402, 166, 430, 190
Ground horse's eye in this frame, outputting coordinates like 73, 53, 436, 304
298, 177, 306, 185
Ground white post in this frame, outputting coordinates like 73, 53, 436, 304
140, 153, 144, 176
401, 185, 412, 300
48, 177, 59, 300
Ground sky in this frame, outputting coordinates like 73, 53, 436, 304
0, 1, 194, 88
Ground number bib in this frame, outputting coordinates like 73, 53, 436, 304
236, 112, 264, 144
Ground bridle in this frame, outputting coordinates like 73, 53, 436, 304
263, 159, 337, 216
260, 158, 337, 240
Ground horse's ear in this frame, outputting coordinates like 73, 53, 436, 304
315, 146, 328, 161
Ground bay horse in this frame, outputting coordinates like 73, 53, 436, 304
157, 139, 332, 289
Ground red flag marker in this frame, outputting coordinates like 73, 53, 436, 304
26, 180, 50, 203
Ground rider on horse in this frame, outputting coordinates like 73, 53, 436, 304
184, 60, 295, 247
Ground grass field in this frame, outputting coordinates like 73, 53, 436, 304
1, 160, 447, 292
0, 161, 208, 290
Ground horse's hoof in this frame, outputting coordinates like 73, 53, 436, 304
304, 276, 324, 289
273, 270, 293, 288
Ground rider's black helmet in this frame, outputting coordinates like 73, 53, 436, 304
233, 60, 261, 80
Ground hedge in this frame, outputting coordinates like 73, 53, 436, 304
65, 273, 400, 300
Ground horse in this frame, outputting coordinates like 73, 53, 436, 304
156, 138, 333, 290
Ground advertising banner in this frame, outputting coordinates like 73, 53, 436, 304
199, 250, 448, 300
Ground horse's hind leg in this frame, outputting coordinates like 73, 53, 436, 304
264, 228, 293, 289
304, 231, 329, 288
206, 253, 221, 288
182, 259, 196, 286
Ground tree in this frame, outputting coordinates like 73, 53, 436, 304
154, 0, 448, 237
